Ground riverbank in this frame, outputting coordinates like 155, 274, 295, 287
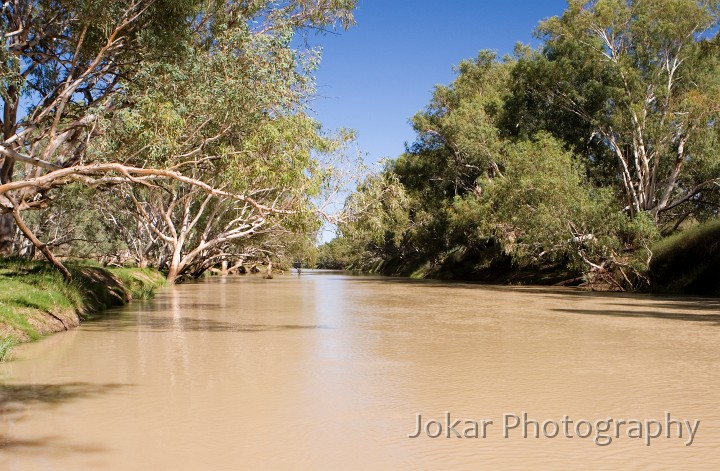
650, 219, 720, 296
0, 260, 166, 358
358, 246, 580, 286
321, 219, 720, 296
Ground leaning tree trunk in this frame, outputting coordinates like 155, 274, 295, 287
0, 157, 16, 256
166, 241, 185, 285
1, 85, 19, 257
11, 206, 72, 281
0, 213, 13, 256
167, 258, 181, 285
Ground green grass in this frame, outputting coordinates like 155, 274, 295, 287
108, 267, 168, 300
0, 336, 17, 362
0, 259, 167, 360
650, 219, 720, 295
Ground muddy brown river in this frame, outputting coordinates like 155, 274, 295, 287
1, 272, 719, 470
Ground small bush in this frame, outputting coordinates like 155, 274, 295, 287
0, 336, 17, 362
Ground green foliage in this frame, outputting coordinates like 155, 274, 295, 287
6, 0, 716, 294
340, 169, 410, 261
0, 259, 84, 316
316, 237, 354, 269
103, 268, 168, 300
472, 134, 600, 264
21, 185, 128, 261
408, 51, 511, 195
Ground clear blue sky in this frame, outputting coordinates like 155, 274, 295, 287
310, 0, 569, 165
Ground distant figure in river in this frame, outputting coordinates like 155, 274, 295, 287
293, 261, 302, 275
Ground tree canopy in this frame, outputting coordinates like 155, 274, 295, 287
324, 0, 720, 289
1, 0, 357, 282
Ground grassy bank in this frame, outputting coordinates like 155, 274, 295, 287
649, 220, 720, 296
0, 260, 166, 358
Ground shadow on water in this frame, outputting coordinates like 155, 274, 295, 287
148, 303, 223, 310
0, 382, 132, 409
85, 316, 334, 333
627, 300, 720, 312
342, 275, 720, 305
0, 382, 132, 452
554, 308, 720, 326
338, 273, 720, 323
0, 435, 108, 453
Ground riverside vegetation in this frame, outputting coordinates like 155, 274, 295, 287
319, 0, 720, 295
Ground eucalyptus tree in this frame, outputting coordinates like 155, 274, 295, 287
367, 53, 519, 266
335, 47, 658, 285
0, 0, 196, 257
466, 133, 656, 280
409, 51, 511, 196
0, 0, 357, 280
88, 1, 356, 283
336, 169, 410, 268
510, 0, 720, 222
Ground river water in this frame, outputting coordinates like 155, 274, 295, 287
1, 272, 719, 470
